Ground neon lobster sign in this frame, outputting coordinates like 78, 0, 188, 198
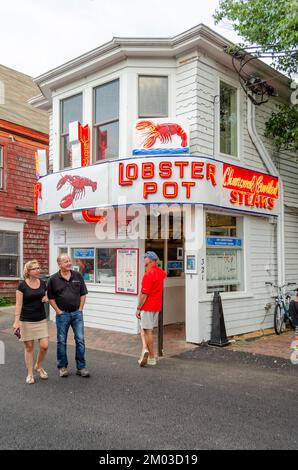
79, 123, 90, 167
34, 150, 47, 213
68, 121, 90, 168
81, 209, 105, 223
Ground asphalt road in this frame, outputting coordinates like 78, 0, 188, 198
0, 327, 297, 450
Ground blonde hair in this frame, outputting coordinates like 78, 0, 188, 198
23, 260, 40, 279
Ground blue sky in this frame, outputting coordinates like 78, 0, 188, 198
0, 0, 241, 77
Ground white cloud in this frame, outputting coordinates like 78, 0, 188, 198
0, 0, 241, 77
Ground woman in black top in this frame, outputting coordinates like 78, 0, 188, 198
13, 260, 49, 384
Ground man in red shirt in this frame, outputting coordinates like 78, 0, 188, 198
136, 251, 166, 367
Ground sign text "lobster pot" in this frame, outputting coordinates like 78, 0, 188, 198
118, 160, 217, 199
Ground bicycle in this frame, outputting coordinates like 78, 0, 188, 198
265, 282, 296, 335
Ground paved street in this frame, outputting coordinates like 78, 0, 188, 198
0, 318, 297, 450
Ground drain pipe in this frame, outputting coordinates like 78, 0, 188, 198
247, 97, 285, 286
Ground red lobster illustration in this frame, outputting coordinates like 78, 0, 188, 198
136, 120, 188, 148
56, 175, 97, 209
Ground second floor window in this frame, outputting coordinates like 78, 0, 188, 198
94, 79, 119, 161
138, 75, 168, 117
0, 146, 3, 190
220, 81, 238, 157
60, 93, 82, 169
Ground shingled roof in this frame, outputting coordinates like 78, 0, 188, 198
0, 64, 48, 134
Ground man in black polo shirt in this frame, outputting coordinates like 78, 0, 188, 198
47, 254, 90, 378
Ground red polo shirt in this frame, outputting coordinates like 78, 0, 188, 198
141, 265, 167, 312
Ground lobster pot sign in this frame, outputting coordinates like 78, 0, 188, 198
37, 156, 280, 217
133, 118, 190, 155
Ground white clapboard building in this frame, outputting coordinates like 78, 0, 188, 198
30, 24, 298, 343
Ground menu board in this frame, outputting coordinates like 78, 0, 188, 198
207, 249, 239, 286
115, 248, 139, 295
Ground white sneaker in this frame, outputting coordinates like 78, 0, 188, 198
138, 349, 149, 367
147, 357, 157, 366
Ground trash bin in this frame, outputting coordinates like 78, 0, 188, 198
40, 274, 51, 320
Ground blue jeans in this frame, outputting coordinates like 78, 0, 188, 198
56, 310, 86, 370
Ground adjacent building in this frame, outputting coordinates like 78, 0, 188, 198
0, 65, 49, 301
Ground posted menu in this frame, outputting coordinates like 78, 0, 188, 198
116, 248, 139, 295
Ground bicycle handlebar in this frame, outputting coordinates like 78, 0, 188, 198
265, 282, 297, 288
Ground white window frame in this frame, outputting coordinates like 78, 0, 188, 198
128, 67, 175, 155
93, 78, 120, 162
67, 244, 118, 289
52, 69, 124, 172
216, 75, 242, 162
138, 74, 169, 118
60, 92, 83, 170
0, 217, 25, 280
51, 65, 174, 170
55, 242, 139, 294
204, 210, 246, 296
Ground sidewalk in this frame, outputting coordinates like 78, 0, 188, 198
227, 329, 295, 360
0, 307, 196, 358
1, 306, 295, 360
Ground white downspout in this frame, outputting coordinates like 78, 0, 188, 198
247, 97, 285, 286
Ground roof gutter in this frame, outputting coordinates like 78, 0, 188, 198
247, 97, 285, 286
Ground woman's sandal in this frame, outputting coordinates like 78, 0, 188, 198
34, 365, 48, 380
26, 375, 35, 384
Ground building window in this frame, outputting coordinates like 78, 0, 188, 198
71, 247, 116, 286
0, 232, 19, 277
220, 81, 238, 157
145, 213, 184, 277
94, 80, 119, 161
60, 93, 82, 169
71, 248, 95, 282
58, 247, 68, 257
0, 146, 3, 190
96, 248, 116, 285
138, 76, 168, 118
206, 213, 243, 293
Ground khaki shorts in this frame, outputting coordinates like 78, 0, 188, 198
140, 311, 159, 330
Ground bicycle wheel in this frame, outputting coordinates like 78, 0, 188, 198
274, 304, 285, 335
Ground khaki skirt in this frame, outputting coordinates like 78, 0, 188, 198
20, 319, 49, 342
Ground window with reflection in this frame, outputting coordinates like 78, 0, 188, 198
94, 80, 119, 161
220, 81, 238, 157
71, 248, 95, 282
96, 248, 116, 285
70, 247, 116, 286
60, 94, 82, 169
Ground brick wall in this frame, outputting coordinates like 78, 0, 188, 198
0, 121, 49, 302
